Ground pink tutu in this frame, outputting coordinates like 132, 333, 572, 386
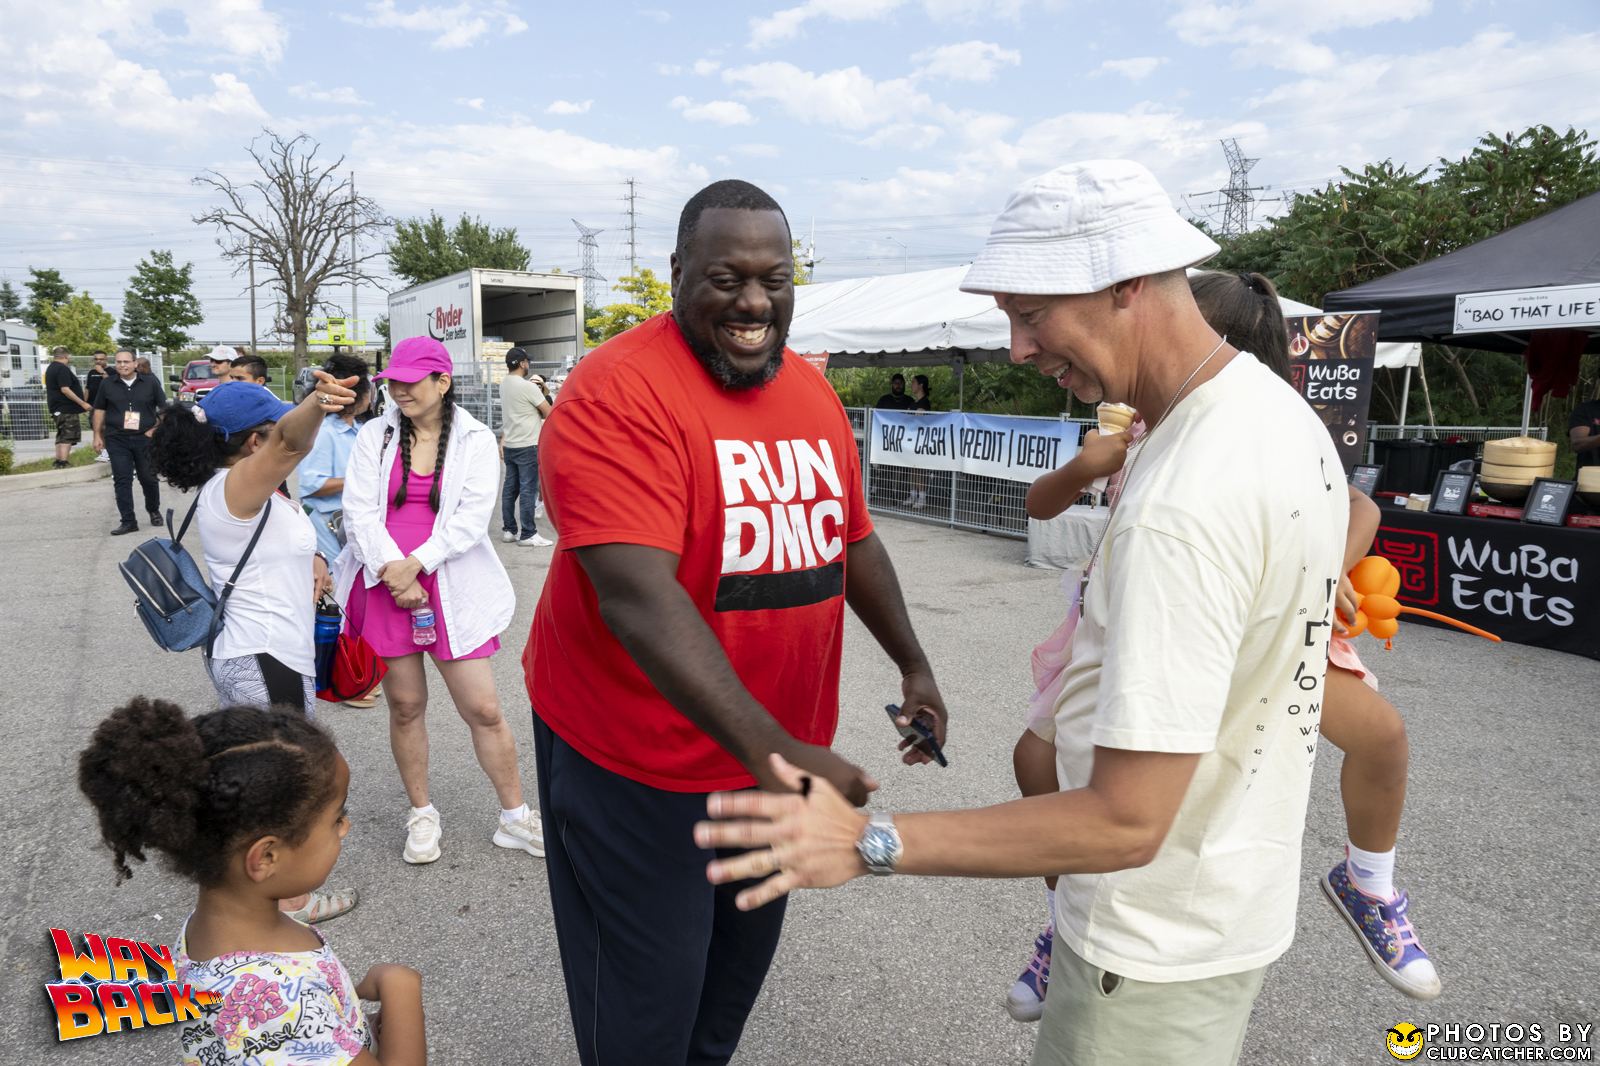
1025, 604, 1080, 740
1328, 633, 1378, 690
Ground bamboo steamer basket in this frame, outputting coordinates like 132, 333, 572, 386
1579, 466, 1600, 507
1482, 437, 1558, 468
1480, 460, 1554, 482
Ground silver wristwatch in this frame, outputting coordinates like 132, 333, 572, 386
856, 812, 902, 876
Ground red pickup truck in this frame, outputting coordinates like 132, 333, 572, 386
171, 360, 221, 404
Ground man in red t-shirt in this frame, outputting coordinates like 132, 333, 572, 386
524, 179, 948, 1065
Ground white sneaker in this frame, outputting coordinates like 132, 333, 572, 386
95, 450, 110, 463
518, 534, 554, 547
534, 501, 545, 519
403, 808, 442, 864
500, 530, 516, 543
492, 808, 546, 857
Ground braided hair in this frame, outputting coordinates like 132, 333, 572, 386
77, 698, 340, 886
393, 377, 457, 512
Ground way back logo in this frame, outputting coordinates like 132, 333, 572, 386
44, 928, 220, 1041
715, 438, 847, 612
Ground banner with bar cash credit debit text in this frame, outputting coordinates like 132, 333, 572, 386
868, 410, 1078, 484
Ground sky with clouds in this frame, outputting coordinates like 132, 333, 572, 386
0, 0, 1596, 342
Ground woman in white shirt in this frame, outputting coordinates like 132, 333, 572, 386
151, 373, 359, 924
335, 336, 544, 867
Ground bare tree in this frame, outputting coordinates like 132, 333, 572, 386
194, 129, 389, 368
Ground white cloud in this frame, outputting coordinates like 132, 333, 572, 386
670, 96, 756, 126
1168, 0, 1432, 72
911, 40, 1020, 82
289, 83, 369, 106
637, 7, 670, 21
748, 0, 1025, 48
1093, 56, 1167, 81
723, 62, 931, 131
344, 0, 528, 50
693, 59, 723, 76
457, 96, 485, 109
656, 63, 684, 75
546, 99, 593, 115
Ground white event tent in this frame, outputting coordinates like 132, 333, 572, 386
789, 265, 1420, 407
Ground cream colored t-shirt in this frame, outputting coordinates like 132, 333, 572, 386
1051, 353, 1347, 983
500, 372, 547, 448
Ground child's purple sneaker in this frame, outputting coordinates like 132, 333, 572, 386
1005, 924, 1052, 1022
1322, 860, 1442, 1000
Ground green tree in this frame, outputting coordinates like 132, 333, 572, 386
120, 250, 204, 352
585, 268, 672, 344
387, 211, 531, 286
0, 280, 21, 319
40, 292, 116, 355
1211, 125, 1600, 425
374, 314, 391, 347
25, 267, 72, 331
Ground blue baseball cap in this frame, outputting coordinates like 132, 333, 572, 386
197, 381, 294, 439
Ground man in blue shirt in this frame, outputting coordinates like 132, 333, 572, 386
298, 353, 373, 559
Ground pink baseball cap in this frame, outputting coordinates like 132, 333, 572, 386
375, 336, 453, 382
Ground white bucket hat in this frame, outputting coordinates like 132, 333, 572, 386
961, 160, 1219, 296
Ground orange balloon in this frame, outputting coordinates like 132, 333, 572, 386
1369, 617, 1399, 639
1348, 556, 1397, 597
1362, 594, 1401, 621
1343, 610, 1368, 638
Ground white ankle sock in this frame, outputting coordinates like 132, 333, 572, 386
411, 804, 437, 819
501, 803, 529, 823
1346, 842, 1396, 900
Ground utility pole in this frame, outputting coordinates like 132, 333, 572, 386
624, 178, 638, 278
350, 171, 358, 353
247, 238, 258, 357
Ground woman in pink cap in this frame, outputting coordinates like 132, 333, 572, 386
334, 336, 544, 866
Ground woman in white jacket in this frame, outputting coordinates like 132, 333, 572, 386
336, 337, 543, 865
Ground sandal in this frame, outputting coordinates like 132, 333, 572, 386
284, 887, 359, 925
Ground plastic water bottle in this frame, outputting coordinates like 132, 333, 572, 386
411, 596, 437, 646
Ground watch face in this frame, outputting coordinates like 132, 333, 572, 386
858, 821, 901, 874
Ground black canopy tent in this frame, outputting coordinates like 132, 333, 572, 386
1324, 190, 1600, 432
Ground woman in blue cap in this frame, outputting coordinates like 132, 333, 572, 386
152, 371, 361, 924
335, 336, 543, 867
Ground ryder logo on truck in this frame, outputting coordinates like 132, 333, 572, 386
714, 439, 847, 613
428, 304, 467, 343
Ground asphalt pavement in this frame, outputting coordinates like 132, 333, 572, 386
1, 477, 1595, 1065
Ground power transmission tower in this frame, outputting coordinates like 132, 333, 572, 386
623, 178, 638, 278
1219, 138, 1262, 238
572, 219, 606, 319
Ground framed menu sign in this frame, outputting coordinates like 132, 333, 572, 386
1522, 478, 1576, 526
1429, 470, 1474, 515
1349, 465, 1382, 496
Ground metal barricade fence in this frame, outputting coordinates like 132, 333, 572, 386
850, 408, 1096, 540
1364, 424, 1547, 463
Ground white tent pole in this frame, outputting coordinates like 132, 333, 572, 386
1520, 374, 1533, 436
1398, 364, 1412, 432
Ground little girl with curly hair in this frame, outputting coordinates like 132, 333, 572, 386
78, 698, 427, 1065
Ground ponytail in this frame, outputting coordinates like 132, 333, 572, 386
78, 698, 340, 887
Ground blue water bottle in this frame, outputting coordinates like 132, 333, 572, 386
411, 595, 438, 646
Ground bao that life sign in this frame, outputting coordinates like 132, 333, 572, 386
1454, 283, 1600, 334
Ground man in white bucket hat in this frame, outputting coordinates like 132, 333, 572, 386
693, 160, 1349, 1065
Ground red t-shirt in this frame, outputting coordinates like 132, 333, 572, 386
523, 314, 873, 792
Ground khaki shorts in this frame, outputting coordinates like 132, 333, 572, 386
1032, 944, 1267, 1066
53, 412, 82, 445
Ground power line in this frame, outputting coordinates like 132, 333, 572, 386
572, 219, 606, 318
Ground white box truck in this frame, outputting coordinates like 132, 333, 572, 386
387, 269, 583, 431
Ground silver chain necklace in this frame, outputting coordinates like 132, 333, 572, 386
1082, 334, 1230, 585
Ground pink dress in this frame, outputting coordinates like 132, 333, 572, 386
346, 453, 501, 661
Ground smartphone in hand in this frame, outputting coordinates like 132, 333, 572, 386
886, 703, 948, 767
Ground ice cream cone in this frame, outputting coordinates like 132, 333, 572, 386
1097, 402, 1136, 436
